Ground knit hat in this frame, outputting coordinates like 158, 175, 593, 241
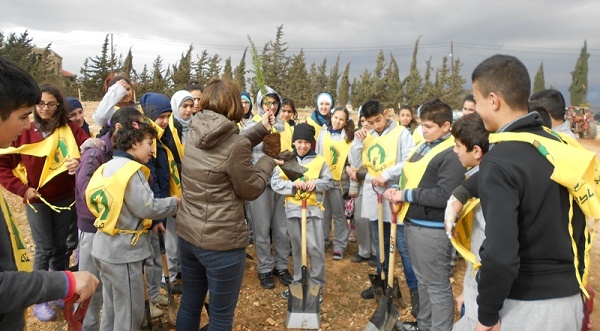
65, 97, 82, 113
292, 123, 315, 143
241, 91, 253, 119
140, 93, 172, 121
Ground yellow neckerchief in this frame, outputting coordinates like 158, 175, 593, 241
450, 198, 481, 272
145, 118, 182, 197
306, 116, 323, 142
412, 126, 424, 145
168, 114, 185, 161
362, 124, 405, 177
252, 114, 293, 152
397, 137, 455, 222
322, 130, 351, 181
0, 125, 80, 212
489, 129, 599, 298
0, 187, 32, 271
85, 160, 152, 246
280, 155, 326, 209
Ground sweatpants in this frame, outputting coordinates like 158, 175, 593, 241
78, 231, 102, 331
146, 232, 163, 299
288, 216, 326, 286
94, 258, 145, 331
26, 197, 75, 271
249, 187, 290, 274
354, 186, 375, 258
323, 184, 349, 254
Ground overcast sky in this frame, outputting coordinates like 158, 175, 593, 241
2, 0, 599, 106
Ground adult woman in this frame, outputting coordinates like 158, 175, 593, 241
306, 92, 334, 140
175, 79, 278, 330
0, 83, 89, 321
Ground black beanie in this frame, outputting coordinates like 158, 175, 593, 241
292, 123, 315, 143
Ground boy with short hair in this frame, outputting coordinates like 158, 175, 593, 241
271, 123, 332, 304
386, 99, 466, 331
470, 54, 585, 330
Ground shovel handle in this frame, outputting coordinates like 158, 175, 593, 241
372, 182, 386, 282
301, 198, 308, 267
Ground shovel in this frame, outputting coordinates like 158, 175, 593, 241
158, 230, 176, 323
286, 196, 321, 329
368, 182, 387, 302
365, 202, 405, 331
141, 265, 154, 330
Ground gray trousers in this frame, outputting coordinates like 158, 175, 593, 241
163, 216, 180, 282
78, 231, 102, 331
25, 197, 75, 270
322, 185, 349, 254
249, 187, 290, 273
288, 216, 326, 286
354, 187, 376, 258
405, 224, 454, 331
146, 232, 163, 299
95, 258, 145, 331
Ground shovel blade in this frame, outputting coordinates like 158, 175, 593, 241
364, 286, 400, 331
368, 273, 386, 301
286, 283, 321, 329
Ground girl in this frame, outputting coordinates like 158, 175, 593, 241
397, 105, 418, 134
164, 90, 194, 170
187, 81, 204, 114
88, 121, 179, 331
0, 83, 89, 321
306, 92, 334, 140
279, 98, 298, 126
92, 74, 136, 128
65, 97, 91, 136
316, 107, 354, 259
75, 107, 145, 329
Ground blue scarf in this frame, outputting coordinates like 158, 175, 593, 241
310, 110, 328, 127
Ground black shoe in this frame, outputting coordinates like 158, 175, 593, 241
410, 288, 419, 318
350, 254, 370, 263
281, 288, 290, 299
361, 287, 374, 300
161, 281, 183, 294
397, 321, 420, 331
258, 272, 275, 289
368, 256, 378, 267
273, 268, 293, 286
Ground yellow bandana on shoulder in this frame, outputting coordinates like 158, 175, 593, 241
85, 160, 152, 246
144, 118, 182, 197
489, 130, 599, 298
306, 117, 322, 141
280, 155, 326, 208
396, 137, 455, 222
0, 187, 32, 271
450, 198, 481, 272
169, 114, 185, 161
362, 125, 406, 178
322, 132, 351, 181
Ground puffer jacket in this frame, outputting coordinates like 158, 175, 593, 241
176, 110, 276, 251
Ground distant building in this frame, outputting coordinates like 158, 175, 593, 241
32, 47, 76, 80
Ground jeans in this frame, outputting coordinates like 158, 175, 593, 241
176, 238, 246, 331
370, 220, 418, 289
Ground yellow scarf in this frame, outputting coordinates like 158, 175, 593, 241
489, 130, 599, 297
0, 187, 32, 271
306, 117, 323, 142
397, 137, 455, 222
85, 161, 152, 246
147, 118, 182, 197
280, 155, 326, 208
168, 114, 185, 161
362, 125, 406, 177
322, 131, 351, 181
450, 198, 481, 272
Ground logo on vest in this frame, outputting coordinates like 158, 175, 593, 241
170, 160, 181, 185
89, 187, 114, 226
366, 143, 387, 172
51, 138, 69, 170
329, 146, 339, 170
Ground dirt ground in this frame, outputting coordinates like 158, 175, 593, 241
14, 104, 600, 330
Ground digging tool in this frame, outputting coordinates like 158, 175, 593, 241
286, 195, 321, 329
158, 230, 176, 323
365, 202, 406, 331
64, 295, 90, 331
368, 182, 387, 301
141, 265, 153, 330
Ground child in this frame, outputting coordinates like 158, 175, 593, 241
272, 123, 332, 304
316, 106, 354, 259
0, 83, 89, 321
385, 99, 466, 331
75, 107, 144, 329
87, 121, 179, 330
397, 105, 418, 134
444, 113, 489, 331
279, 98, 298, 126
164, 90, 194, 170
348, 100, 419, 314
306, 92, 334, 140
92, 74, 136, 127
65, 97, 91, 136
186, 80, 203, 114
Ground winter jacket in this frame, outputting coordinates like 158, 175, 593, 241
176, 110, 276, 251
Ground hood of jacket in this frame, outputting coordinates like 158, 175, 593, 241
187, 109, 238, 150
255, 86, 281, 117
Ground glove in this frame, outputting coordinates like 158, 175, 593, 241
444, 195, 460, 238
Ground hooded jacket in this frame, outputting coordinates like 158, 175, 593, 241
176, 110, 276, 251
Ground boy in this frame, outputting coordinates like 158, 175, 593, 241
385, 99, 466, 331
348, 99, 419, 316
271, 123, 332, 304
0, 56, 98, 330
444, 113, 490, 331
471, 54, 585, 330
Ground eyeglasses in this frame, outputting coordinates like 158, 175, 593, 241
264, 101, 279, 108
37, 101, 59, 109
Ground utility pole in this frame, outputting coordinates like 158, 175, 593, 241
110, 33, 114, 74
450, 40, 454, 98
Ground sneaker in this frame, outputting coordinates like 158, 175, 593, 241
397, 321, 421, 331
50, 298, 65, 309
348, 229, 357, 242
281, 288, 290, 299
360, 287, 375, 300
333, 251, 343, 260
151, 293, 169, 306
33, 302, 56, 322
150, 303, 164, 318
319, 288, 324, 306
350, 254, 370, 263
258, 272, 275, 289
273, 268, 293, 286
368, 256, 378, 267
